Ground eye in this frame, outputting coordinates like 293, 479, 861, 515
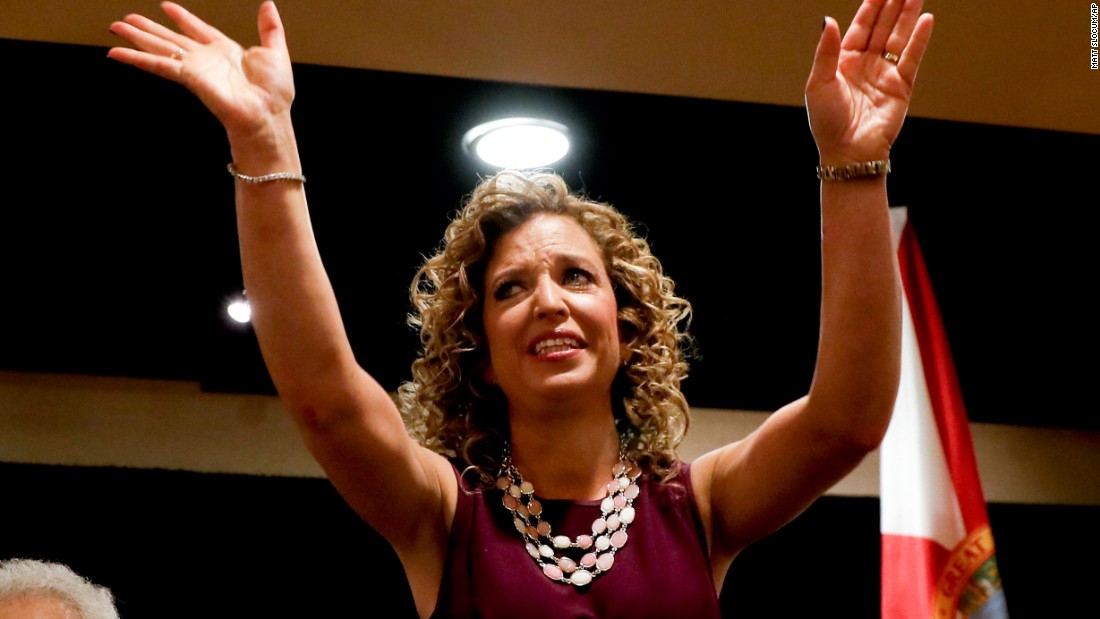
494, 280, 524, 301
562, 268, 594, 287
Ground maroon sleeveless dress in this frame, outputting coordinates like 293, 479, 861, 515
430, 462, 722, 619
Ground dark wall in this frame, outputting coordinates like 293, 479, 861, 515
1, 37, 1096, 431
1, 463, 1094, 617
1, 35, 1097, 618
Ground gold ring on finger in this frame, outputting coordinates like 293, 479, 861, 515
169, 48, 185, 61
882, 51, 900, 64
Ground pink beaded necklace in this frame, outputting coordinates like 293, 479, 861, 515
496, 445, 643, 587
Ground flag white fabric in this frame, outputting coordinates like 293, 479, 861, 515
880, 208, 1008, 618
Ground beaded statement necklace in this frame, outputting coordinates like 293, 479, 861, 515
496, 445, 643, 587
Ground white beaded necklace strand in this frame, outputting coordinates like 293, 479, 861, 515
496, 448, 642, 587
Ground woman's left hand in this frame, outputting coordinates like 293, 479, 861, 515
805, 0, 934, 165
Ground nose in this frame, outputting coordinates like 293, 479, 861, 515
533, 275, 568, 319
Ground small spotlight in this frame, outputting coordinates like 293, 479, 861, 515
226, 294, 251, 324
462, 117, 570, 169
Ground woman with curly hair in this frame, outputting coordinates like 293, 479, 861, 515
108, 1, 933, 617
397, 171, 692, 487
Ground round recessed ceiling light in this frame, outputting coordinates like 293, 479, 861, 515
462, 117, 570, 169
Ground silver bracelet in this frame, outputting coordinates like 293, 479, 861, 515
227, 163, 306, 184
816, 159, 890, 181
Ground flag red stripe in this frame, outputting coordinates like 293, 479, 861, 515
881, 533, 951, 619
897, 223, 990, 530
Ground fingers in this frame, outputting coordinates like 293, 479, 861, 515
160, 1, 227, 45
116, 2, 287, 55
866, 0, 905, 53
837, 0, 929, 74
106, 2, 241, 82
109, 18, 188, 59
841, 0, 885, 51
106, 46, 185, 83
842, 0, 924, 55
883, 0, 924, 57
807, 17, 842, 88
108, 10, 193, 82
897, 13, 934, 85
257, 1, 289, 55
118, 13, 193, 52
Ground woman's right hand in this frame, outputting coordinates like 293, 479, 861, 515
108, 1, 294, 143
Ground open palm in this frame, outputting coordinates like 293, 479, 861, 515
805, 0, 934, 164
108, 1, 294, 140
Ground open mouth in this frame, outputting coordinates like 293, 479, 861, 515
533, 337, 581, 356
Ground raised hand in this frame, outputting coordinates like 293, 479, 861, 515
805, 0, 934, 165
108, 1, 294, 142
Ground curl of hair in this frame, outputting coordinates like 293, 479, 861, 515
0, 559, 119, 619
398, 171, 693, 484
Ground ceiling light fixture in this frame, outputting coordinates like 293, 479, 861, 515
462, 117, 570, 169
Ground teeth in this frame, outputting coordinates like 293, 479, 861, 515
535, 337, 579, 354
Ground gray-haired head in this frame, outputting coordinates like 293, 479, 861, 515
0, 559, 119, 619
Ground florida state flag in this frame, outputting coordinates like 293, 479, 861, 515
880, 209, 1009, 618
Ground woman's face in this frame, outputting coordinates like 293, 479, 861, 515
481, 213, 625, 409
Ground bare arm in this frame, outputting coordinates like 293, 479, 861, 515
107, 2, 454, 575
694, 0, 934, 576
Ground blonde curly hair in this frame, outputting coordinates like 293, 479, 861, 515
397, 171, 693, 484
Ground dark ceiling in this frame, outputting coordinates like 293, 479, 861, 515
2, 37, 1095, 431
